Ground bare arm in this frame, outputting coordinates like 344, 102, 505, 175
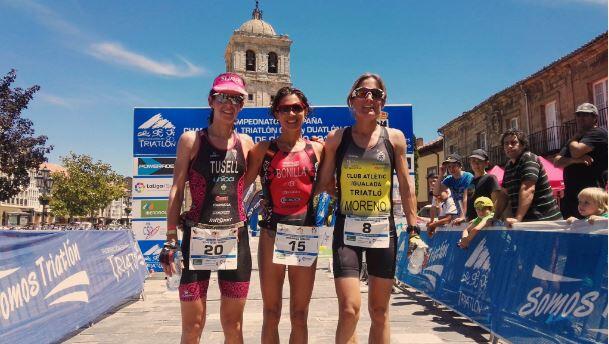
433, 165, 448, 197
491, 189, 508, 220
553, 153, 593, 168
511, 179, 536, 222
569, 141, 593, 158
389, 129, 417, 226
244, 141, 269, 190
313, 129, 342, 196
167, 131, 197, 242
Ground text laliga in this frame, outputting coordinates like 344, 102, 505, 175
518, 287, 599, 318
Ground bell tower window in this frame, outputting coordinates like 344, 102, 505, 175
246, 50, 256, 71
268, 52, 278, 73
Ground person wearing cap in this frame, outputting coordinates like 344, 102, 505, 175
463, 149, 503, 223
554, 103, 608, 219
162, 72, 254, 343
498, 129, 562, 226
433, 153, 474, 224
458, 196, 494, 249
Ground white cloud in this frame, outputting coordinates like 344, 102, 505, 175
89, 42, 204, 78
38, 93, 74, 109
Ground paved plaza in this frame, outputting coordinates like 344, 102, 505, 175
66, 237, 493, 343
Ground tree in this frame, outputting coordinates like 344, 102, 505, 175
50, 153, 125, 221
0, 69, 52, 201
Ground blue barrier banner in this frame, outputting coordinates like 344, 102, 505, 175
396, 220, 608, 343
0, 230, 148, 343
133, 105, 414, 156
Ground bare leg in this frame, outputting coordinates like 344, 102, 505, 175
287, 260, 317, 344
220, 297, 247, 344
259, 230, 287, 344
367, 276, 393, 344
180, 299, 206, 344
334, 277, 361, 344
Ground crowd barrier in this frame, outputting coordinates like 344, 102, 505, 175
0, 230, 148, 343
395, 219, 608, 344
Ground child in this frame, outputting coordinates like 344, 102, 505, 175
426, 189, 458, 237
458, 196, 494, 249
566, 187, 608, 224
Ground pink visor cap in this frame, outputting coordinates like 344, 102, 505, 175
212, 73, 248, 96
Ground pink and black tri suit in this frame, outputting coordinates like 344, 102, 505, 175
179, 128, 251, 301
259, 140, 318, 233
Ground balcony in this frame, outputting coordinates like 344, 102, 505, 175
486, 106, 607, 167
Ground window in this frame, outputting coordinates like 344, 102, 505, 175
246, 50, 256, 71
449, 145, 456, 154
248, 94, 253, 101
508, 117, 518, 130
476, 131, 487, 150
545, 100, 559, 150
268, 52, 278, 73
593, 78, 608, 111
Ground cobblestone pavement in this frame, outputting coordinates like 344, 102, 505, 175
66, 237, 493, 343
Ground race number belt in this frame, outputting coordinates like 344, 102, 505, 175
343, 215, 390, 248
189, 222, 243, 271
273, 224, 319, 267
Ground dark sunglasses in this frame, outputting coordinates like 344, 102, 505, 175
575, 112, 596, 117
351, 87, 385, 100
212, 93, 244, 105
276, 103, 306, 114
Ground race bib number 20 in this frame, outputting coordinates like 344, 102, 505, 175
189, 226, 238, 270
273, 224, 320, 267
343, 215, 390, 248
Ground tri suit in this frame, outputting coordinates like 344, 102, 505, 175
333, 126, 398, 279
259, 139, 318, 233
179, 129, 251, 301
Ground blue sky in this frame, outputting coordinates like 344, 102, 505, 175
1, 0, 607, 176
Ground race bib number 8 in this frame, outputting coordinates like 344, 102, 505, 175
273, 224, 320, 267
189, 226, 238, 270
343, 215, 390, 248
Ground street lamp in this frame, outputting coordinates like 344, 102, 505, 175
36, 167, 53, 225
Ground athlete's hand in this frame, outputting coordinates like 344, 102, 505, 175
159, 241, 178, 277
452, 217, 466, 226
505, 217, 519, 227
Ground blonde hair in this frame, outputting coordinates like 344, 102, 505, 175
578, 187, 608, 214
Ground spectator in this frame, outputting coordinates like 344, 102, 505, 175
498, 129, 562, 225
566, 187, 608, 224
458, 196, 494, 249
463, 149, 503, 223
426, 189, 458, 237
433, 153, 473, 223
426, 172, 438, 204
554, 103, 608, 219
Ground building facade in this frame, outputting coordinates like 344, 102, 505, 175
439, 33, 608, 168
415, 137, 444, 208
224, 3, 292, 107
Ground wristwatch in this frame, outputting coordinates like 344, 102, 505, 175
406, 224, 421, 236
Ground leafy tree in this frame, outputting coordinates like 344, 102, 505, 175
50, 153, 125, 221
0, 69, 52, 201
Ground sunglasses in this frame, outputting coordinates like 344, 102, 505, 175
351, 87, 385, 100
212, 93, 244, 105
276, 103, 306, 114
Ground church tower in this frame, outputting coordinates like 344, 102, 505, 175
225, 2, 292, 107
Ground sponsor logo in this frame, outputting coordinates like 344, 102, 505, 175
213, 176, 235, 183
281, 197, 301, 203
209, 217, 232, 224
215, 196, 229, 202
137, 113, 176, 149
518, 265, 600, 319
213, 210, 231, 216
133, 180, 172, 196
213, 202, 231, 208
0, 240, 88, 322
142, 222, 161, 239
134, 182, 144, 193
137, 157, 175, 176
141, 200, 168, 218
376, 150, 385, 161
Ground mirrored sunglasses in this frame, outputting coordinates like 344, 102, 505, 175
213, 93, 244, 105
351, 87, 385, 100
276, 103, 306, 114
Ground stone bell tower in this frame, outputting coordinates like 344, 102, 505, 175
225, 1, 292, 107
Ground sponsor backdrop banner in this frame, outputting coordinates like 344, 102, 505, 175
395, 220, 608, 344
133, 105, 414, 271
133, 105, 414, 156
132, 199, 169, 219
132, 219, 168, 241
0, 230, 148, 344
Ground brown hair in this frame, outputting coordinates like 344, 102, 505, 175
346, 73, 387, 107
270, 87, 311, 118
